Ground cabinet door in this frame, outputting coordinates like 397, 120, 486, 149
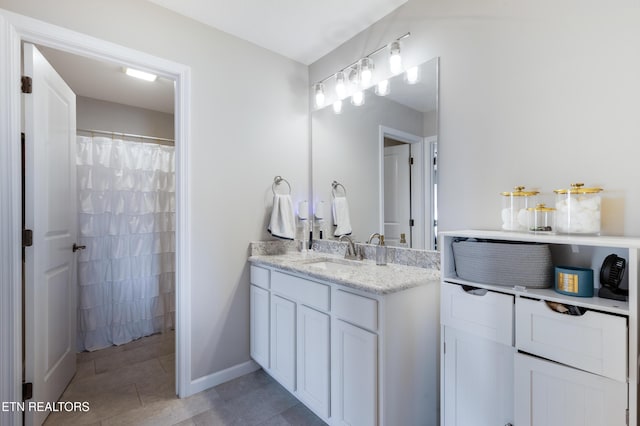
443, 326, 514, 426
270, 294, 296, 391
514, 353, 627, 426
332, 319, 377, 426
250, 285, 270, 369
297, 305, 330, 419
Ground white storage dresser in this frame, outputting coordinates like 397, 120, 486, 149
440, 230, 639, 426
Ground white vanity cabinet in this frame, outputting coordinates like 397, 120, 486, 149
297, 304, 331, 418
249, 262, 439, 426
440, 231, 640, 426
249, 265, 270, 369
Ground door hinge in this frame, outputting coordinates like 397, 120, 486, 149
23, 229, 33, 247
21, 76, 32, 94
409, 157, 414, 165
443, 342, 446, 354
626, 409, 629, 425
22, 382, 33, 401
410, 219, 415, 227
21, 132, 25, 144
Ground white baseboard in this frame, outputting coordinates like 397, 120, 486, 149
186, 360, 260, 397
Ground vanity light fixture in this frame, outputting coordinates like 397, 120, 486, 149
335, 71, 347, 98
351, 90, 365, 106
406, 66, 419, 84
124, 67, 157, 82
375, 79, 390, 96
359, 57, 373, 87
389, 41, 402, 74
314, 83, 326, 108
311, 32, 410, 112
333, 100, 343, 114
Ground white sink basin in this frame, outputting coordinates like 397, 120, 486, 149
304, 258, 363, 272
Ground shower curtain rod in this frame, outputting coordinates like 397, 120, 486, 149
77, 128, 175, 145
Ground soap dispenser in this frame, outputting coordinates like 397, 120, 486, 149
376, 235, 387, 266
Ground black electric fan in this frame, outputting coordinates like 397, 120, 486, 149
598, 254, 627, 301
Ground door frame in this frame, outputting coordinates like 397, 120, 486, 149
378, 125, 426, 249
0, 9, 193, 424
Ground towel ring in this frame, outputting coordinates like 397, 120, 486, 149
272, 176, 292, 195
331, 180, 347, 197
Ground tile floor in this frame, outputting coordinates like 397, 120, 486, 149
44, 331, 325, 425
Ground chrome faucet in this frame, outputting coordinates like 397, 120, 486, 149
339, 235, 361, 260
367, 233, 382, 244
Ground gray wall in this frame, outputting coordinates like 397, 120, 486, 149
310, 0, 640, 236
77, 96, 174, 140
0, 0, 309, 382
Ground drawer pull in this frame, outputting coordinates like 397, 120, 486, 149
461, 285, 487, 296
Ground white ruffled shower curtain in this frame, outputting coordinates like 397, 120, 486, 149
76, 135, 175, 352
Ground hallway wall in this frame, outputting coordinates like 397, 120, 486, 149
0, 0, 309, 386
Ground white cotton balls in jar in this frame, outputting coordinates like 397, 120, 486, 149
501, 186, 539, 231
554, 183, 603, 234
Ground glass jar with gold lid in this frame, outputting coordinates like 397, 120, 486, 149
501, 186, 539, 231
554, 183, 603, 234
527, 203, 556, 233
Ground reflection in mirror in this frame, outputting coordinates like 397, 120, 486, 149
312, 57, 438, 249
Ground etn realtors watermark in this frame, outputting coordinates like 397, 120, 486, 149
2, 401, 90, 413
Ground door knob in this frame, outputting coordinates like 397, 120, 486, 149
72, 243, 86, 252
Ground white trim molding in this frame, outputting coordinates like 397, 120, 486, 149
189, 360, 261, 396
0, 13, 24, 426
0, 10, 195, 422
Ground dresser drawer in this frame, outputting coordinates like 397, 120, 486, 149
250, 265, 270, 289
271, 270, 330, 312
515, 297, 627, 381
334, 289, 378, 331
441, 282, 514, 346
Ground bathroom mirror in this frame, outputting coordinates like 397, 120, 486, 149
311, 57, 438, 249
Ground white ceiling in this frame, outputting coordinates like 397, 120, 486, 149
147, 0, 408, 65
38, 45, 175, 114
38, 0, 407, 114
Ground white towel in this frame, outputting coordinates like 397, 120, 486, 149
268, 194, 296, 240
332, 196, 352, 237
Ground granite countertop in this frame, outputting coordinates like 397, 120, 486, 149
248, 251, 440, 295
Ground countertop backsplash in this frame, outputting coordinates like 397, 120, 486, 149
250, 239, 440, 270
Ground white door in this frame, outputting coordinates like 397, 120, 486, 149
442, 326, 514, 426
23, 43, 77, 426
270, 294, 296, 391
297, 305, 330, 419
384, 144, 411, 247
514, 353, 627, 426
332, 319, 377, 426
250, 285, 270, 369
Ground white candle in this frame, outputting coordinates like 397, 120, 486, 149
298, 200, 308, 219
315, 201, 325, 219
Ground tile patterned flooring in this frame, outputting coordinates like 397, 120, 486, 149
44, 331, 325, 425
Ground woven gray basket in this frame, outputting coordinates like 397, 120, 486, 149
452, 239, 553, 288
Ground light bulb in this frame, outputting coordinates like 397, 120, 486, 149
389, 41, 402, 74
406, 66, 419, 84
314, 83, 325, 108
375, 79, 390, 96
359, 57, 373, 87
124, 67, 157, 82
333, 100, 343, 114
351, 91, 364, 106
348, 67, 360, 87
335, 71, 346, 98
